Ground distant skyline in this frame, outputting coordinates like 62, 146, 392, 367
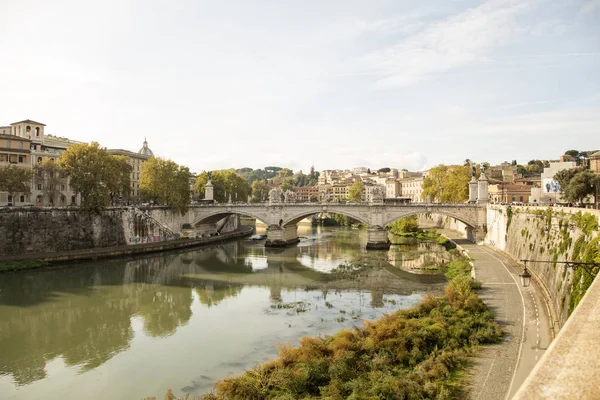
1, 0, 599, 173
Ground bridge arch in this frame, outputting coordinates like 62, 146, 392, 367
192, 209, 269, 227
282, 208, 370, 227
381, 208, 478, 230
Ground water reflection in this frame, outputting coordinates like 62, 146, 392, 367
0, 226, 451, 398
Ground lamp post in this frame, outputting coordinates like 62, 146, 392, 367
519, 263, 532, 287
519, 259, 600, 287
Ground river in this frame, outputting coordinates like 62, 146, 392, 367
0, 225, 452, 399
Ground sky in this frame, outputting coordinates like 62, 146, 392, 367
1, 0, 599, 173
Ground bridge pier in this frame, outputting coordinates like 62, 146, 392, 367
265, 224, 299, 247
195, 223, 217, 237
366, 226, 391, 250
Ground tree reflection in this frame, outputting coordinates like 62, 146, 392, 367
195, 283, 243, 307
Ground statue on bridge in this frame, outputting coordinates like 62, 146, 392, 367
284, 190, 297, 203
370, 186, 385, 204
269, 187, 283, 204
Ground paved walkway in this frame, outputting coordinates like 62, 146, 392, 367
440, 231, 552, 400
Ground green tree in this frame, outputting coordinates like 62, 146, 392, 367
280, 182, 294, 192
554, 168, 582, 193
139, 157, 192, 212
250, 180, 268, 203
0, 165, 32, 203
388, 215, 419, 234
59, 142, 132, 212
421, 164, 470, 202
561, 170, 599, 203
195, 170, 250, 203
348, 180, 364, 202
565, 150, 580, 158
377, 167, 391, 173
33, 159, 67, 205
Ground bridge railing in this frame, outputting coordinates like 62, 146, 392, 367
189, 201, 482, 207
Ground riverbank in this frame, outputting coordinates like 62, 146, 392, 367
0, 225, 254, 272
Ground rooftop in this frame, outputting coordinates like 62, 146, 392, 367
10, 119, 46, 126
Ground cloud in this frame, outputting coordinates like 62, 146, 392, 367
365, 0, 533, 88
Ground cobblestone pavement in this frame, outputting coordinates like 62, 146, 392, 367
441, 231, 552, 400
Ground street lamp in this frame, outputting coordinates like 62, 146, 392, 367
519, 262, 532, 287
519, 259, 600, 287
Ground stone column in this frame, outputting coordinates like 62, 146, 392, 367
265, 224, 299, 247
204, 179, 214, 201
469, 176, 478, 203
477, 174, 489, 204
366, 226, 391, 250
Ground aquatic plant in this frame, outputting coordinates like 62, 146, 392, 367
188, 263, 501, 400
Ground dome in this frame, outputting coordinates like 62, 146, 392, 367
138, 138, 154, 156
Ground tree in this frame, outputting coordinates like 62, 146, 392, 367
139, 157, 192, 212
250, 180, 268, 203
0, 165, 32, 203
565, 150, 580, 158
280, 182, 294, 192
555, 169, 599, 203
195, 170, 250, 203
554, 168, 582, 193
388, 216, 419, 234
421, 164, 470, 203
59, 142, 132, 212
33, 159, 67, 205
349, 180, 364, 202
377, 167, 391, 173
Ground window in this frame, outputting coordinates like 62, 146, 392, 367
7, 195, 12, 203
71, 195, 76, 204
37, 157, 42, 164
37, 184, 42, 190
20, 195, 25, 202
18, 156, 24, 163
19, 141, 23, 149
35, 127, 40, 137
36, 195, 42, 204
6, 140, 11, 148
61, 184, 65, 191
26, 126, 31, 133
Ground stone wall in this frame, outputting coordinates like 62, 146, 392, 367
485, 205, 600, 328
0, 208, 126, 256
0, 207, 240, 257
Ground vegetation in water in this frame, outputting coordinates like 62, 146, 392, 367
150, 249, 502, 400
0, 259, 48, 272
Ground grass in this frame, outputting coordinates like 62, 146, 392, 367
150, 252, 501, 400
0, 259, 48, 272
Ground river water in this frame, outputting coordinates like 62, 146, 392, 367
0, 225, 451, 399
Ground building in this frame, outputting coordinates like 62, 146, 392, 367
529, 161, 577, 204
590, 151, 600, 174
0, 134, 32, 205
32, 134, 84, 206
489, 162, 520, 182
488, 182, 533, 203
107, 138, 154, 203
295, 186, 319, 202
0, 119, 84, 206
399, 175, 425, 202
385, 178, 401, 198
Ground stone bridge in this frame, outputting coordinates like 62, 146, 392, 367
185, 201, 486, 249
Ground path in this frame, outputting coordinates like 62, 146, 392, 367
440, 231, 552, 400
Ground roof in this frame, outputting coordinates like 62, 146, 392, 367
590, 151, 600, 159
10, 119, 46, 126
138, 138, 154, 157
0, 133, 32, 141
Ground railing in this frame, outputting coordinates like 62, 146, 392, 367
131, 207, 176, 237
189, 201, 483, 207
